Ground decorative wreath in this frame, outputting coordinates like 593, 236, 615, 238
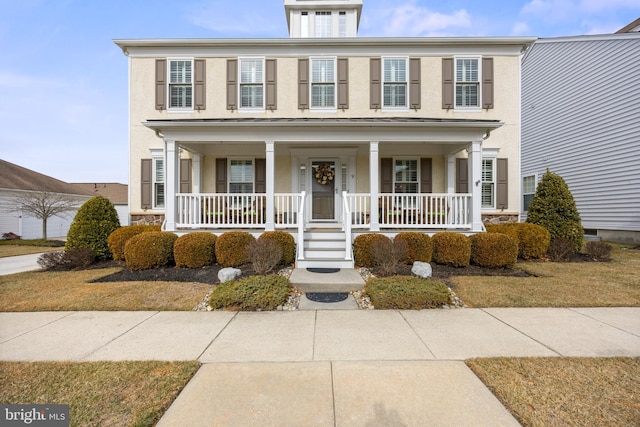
314, 163, 335, 185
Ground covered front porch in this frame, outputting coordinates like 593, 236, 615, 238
145, 118, 502, 268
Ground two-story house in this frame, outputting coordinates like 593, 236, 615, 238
115, 0, 535, 268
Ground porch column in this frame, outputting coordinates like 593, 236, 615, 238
369, 141, 380, 231
165, 139, 179, 232
468, 140, 483, 232
446, 154, 455, 194
265, 141, 275, 231
192, 153, 202, 194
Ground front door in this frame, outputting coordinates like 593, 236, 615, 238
311, 161, 337, 221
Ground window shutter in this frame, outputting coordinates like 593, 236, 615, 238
410, 58, 421, 110
337, 57, 349, 109
194, 59, 206, 111
180, 159, 192, 193
266, 59, 277, 110
226, 59, 237, 110
420, 158, 432, 193
497, 158, 508, 209
141, 159, 152, 209
442, 58, 454, 109
380, 158, 393, 193
298, 59, 309, 110
216, 158, 227, 193
255, 159, 266, 193
455, 158, 468, 193
155, 59, 166, 110
482, 57, 494, 109
370, 58, 381, 109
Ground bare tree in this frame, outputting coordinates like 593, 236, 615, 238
9, 190, 80, 240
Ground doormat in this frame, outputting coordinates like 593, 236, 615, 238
305, 292, 349, 303
306, 268, 340, 274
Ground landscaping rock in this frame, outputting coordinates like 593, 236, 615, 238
218, 267, 241, 283
411, 261, 432, 278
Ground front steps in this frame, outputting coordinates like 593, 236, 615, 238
289, 268, 365, 293
296, 228, 354, 269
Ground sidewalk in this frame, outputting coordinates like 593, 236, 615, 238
1, 308, 639, 426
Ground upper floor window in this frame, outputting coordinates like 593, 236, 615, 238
311, 58, 336, 109
383, 58, 408, 108
240, 59, 264, 109
301, 12, 309, 38
338, 12, 347, 37
169, 59, 193, 109
455, 58, 480, 108
315, 11, 332, 37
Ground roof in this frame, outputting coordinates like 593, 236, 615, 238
616, 17, 640, 33
0, 159, 94, 196
72, 183, 128, 205
145, 116, 503, 126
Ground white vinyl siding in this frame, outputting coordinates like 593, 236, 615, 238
455, 58, 480, 108
482, 158, 495, 208
311, 58, 336, 109
383, 58, 407, 108
168, 59, 193, 109
315, 12, 331, 37
239, 59, 264, 109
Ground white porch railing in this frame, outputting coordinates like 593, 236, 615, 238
342, 192, 353, 261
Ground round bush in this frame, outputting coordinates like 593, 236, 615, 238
215, 231, 256, 267
432, 232, 471, 267
394, 232, 432, 263
470, 233, 518, 268
353, 233, 392, 267
487, 223, 550, 260
258, 231, 295, 265
107, 225, 161, 261
174, 232, 217, 268
124, 231, 178, 271
66, 196, 121, 260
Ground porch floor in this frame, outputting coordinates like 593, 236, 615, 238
289, 268, 365, 293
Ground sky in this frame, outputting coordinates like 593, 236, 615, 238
1, 0, 638, 184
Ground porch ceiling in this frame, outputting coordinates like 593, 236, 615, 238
144, 117, 503, 145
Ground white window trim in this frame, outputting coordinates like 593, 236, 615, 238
382, 57, 409, 111
522, 174, 537, 212
454, 55, 482, 112
238, 57, 265, 112
481, 148, 499, 210
393, 157, 420, 193
310, 56, 337, 112
228, 157, 255, 193
167, 57, 194, 113
150, 149, 165, 210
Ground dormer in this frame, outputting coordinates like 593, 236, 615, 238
284, 0, 363, 38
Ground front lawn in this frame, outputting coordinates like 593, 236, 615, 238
0, 239, 64, 257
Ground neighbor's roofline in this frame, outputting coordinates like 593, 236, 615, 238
534, 32, 640, 44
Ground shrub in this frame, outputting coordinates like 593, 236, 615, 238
248, 238, 283, 275
372, 238, 408, 276
37, 251, 66, 270
37, 247, 95, 271
107, 225, 161, 261
394, 232, 432, 263
174, 232, 217, 268
215, 231, 256, 267
526, 170, 584, 253
258, 231, 295, 265
487, 223, 550, 260
470, 233, 518, 268
3, 232, 20, 240
66, 196, 121, 260
124, 231, 178, 271
432, 232, 471, 267
548, 238, 575, 262
585, 241, 613, 262
209, 275, 291, 311
353, 233, 392, 267
365, 276, 451, 309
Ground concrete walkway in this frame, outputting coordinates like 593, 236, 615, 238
1, 308, 639, 426
0, 253, 42, 275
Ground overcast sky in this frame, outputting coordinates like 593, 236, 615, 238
1, 0, 638, 184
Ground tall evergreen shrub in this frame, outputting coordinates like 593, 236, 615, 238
66, 196, 120, 260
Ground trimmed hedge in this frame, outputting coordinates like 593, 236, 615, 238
365, 276, 451, 309
209, 275, 291, 311
486, 223, 550, 260
66, 196, 121, 260
124, 231, 178, 271
215, 231, 256, 267
432, 232, 471, 267
394, 232, 432, 263
353, 233, 392, 267
258, 231, 295, 265
107, 225, 161, 261
470, 233, 518, 268
174, 232, 217, 268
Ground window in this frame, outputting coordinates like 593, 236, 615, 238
338, 12, 347, 37
301, 12, 309, 38
394, 159, 418, 193
311, 58, 336, 108
523, 175, 536, 211
153, 157, 165, 209
455, 58, 480, 108
383, 58, 407, 108
239, 59, 264, 109
315, 11, 331, 37
229, 160, 254, 194
169, 59, 193, 109
482, 158, 495, 208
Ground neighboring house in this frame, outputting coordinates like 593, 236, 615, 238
73, 183, 129, 226
115, 0, 535, 268
521, 23, 640, 244
0, 159, 93, 239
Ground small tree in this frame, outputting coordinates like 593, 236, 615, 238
526, 169, 584, 252
66, 196, 121, 260
9, 190, 79, 240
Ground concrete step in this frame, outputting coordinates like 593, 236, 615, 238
304, 249, 347, 259
289, 267, 364, 291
